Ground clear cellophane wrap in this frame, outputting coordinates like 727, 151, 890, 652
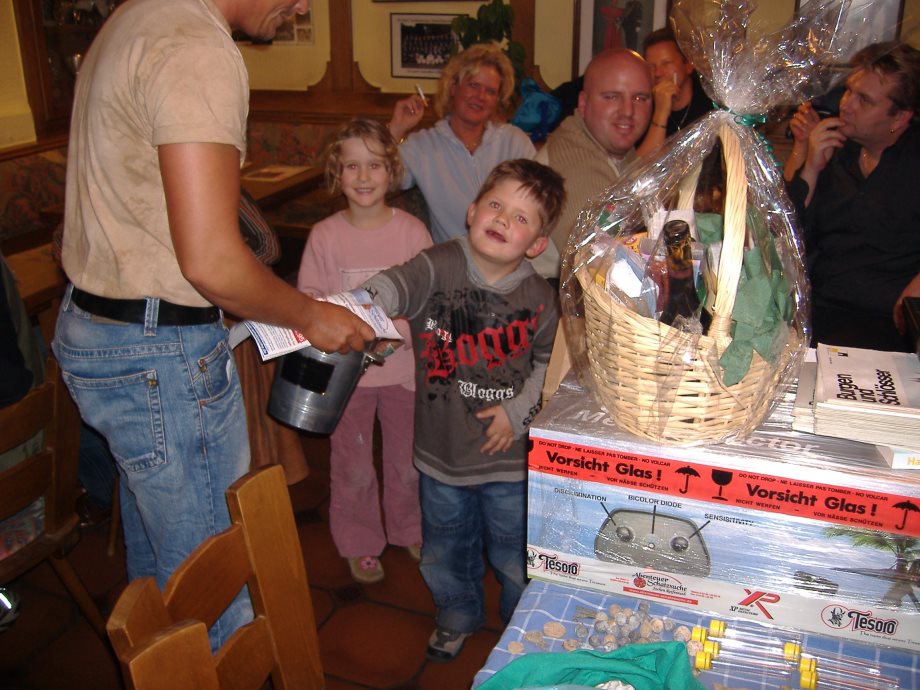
559, 0, 860, 445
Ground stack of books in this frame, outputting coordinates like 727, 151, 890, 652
794, 344, 920, 469
791, 360, 818, 434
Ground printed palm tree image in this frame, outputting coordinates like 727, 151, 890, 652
824, 526, 920, 611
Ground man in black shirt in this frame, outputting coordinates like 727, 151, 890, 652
787, 42, 920, 352
637, 27, 714, 156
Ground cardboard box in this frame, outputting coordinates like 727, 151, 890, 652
526, 378, 920, 652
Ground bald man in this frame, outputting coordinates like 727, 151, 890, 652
535, 49, 652, 401
536, 49, 653, 260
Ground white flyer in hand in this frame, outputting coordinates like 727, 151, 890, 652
228, 289, 401, 361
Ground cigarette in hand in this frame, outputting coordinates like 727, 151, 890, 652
414, 84, 428, 106
672, 73, 677, 85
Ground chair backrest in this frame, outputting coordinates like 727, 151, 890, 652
0, 357, 82, 571
0, 376, 54, 521
0, 358, 107, 639
107, 465, 324, 690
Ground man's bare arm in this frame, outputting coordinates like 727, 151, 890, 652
159, 142, 373, 353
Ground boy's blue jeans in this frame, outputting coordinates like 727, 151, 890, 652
419, 473, 527, 634
52, 289, 252, 648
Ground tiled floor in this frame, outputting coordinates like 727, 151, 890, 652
0, 433, 504, 690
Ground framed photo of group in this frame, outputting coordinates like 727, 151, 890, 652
575, 0, 671, 75
390, 13, 459, 78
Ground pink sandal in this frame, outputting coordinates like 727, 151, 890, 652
348, 556, 384, 584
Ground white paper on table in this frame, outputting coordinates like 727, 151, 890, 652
228, 289, 401, 361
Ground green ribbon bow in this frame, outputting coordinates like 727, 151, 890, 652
716, 104, 777, 165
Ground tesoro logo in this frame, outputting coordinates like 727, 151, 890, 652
821, 605, 898, 635
528, 550, 579, 575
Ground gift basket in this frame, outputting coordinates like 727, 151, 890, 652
560, 0, 859, 445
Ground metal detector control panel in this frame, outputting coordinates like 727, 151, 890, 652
594, 506, 712, 577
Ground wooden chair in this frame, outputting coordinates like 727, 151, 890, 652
0, 358, 108, 639
106, 465, 324, 690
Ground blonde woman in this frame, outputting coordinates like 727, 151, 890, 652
389, 42, 535, 244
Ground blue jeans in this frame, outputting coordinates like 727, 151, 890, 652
78, 424, 117, 509
52, 288, 252, 648
418, 474, 527, 633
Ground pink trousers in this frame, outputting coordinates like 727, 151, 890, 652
328, 384, 421, 558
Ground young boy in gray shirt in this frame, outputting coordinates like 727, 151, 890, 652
362, 159, 565, 661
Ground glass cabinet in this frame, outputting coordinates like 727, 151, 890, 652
13, 0, 120, 137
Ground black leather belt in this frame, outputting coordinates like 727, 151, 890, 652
71, 288, 221, 326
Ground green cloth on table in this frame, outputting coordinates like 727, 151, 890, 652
476, 641, 705, 690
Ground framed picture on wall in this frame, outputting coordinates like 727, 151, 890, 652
576, 0, 671, 75
272, 10, 314, 44
795, 0, 903, 58
390, 13, 459, 79
233, 8, 314, 44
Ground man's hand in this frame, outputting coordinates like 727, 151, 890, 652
789, 102, 821, 142
803, 117, 847, 176
301, 299, 375, 354
476, 405, 515, 455
651, 77, 678, 117
797, 116, 847, 206
784, 102, 821, 181
894, 272, 920, 334
388, 94, 427, 142
636, 79, 674, 157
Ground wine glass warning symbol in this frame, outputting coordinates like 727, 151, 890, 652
711, 469, 733, 501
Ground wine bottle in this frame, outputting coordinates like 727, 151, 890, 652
660, 219, 700, 326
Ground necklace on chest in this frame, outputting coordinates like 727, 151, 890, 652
452, 124, 484, 155
859, 149, 878, 177
669, 105, 690, 132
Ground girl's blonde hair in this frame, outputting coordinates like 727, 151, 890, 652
323, 118, 404, 195
434, 42, 515, 120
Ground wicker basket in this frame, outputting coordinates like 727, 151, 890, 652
576, 123, 790, 444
